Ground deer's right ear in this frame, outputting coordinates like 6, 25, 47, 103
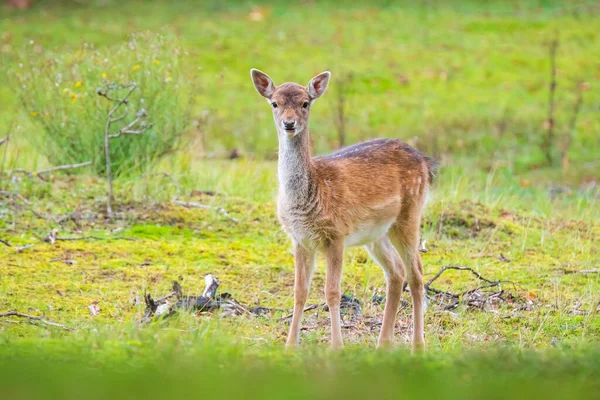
250, 69, 275, 98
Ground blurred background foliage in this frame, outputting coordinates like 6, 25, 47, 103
0, 0, 598, 179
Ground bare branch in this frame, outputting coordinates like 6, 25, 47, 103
0, 310, 73, 331
100, 82, 142, 217
35, 161, 92, 176
97, 82, 136, 105
541, 36, 559, 165
108, 109, 151, 139
108, 128, 149, 138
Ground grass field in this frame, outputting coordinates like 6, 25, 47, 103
0, 1, 599, 398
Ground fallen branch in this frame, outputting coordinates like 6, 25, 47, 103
143, 275, 280, 322
15, 244, 34, 252
0, 238, 10, 247
425, 265, 496, 287
0, 310, 73, 331
8, 161, 92, 179
424, 265, 518, 311
279, 303, 324, 321
55, 236, 136, 242
172, 199, 238, 223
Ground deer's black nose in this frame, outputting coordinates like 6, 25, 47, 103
283, 120, 296, 130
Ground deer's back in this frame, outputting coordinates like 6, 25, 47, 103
279, 138, 436, 246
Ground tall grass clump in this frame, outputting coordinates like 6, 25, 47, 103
8, 31, 194, 176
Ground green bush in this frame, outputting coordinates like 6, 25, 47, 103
9, 31, 193, 176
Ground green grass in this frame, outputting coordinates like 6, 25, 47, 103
2, 343, 600, 400
0, 1, 599, 399
1, 165, 598, 348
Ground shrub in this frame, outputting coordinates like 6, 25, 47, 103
9, 31, 193, 176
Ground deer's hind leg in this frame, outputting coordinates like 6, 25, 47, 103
364, 236, 406, 348
387, 180, 429, 352
388, 218, 425, 352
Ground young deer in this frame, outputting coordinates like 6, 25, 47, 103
250, 69, 437, 351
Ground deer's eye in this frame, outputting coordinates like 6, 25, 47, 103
271, 102, 278, 108
302, 102, 309, 109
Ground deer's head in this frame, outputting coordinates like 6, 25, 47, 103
250, 69, 330, 138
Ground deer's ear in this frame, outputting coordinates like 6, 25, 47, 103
308, 71, 331, 100
250, 69, 275, 98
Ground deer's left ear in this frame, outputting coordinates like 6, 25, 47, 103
308, 71, 331, 100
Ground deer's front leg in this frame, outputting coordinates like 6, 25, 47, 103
325, 239, 345, 350
286, 243, 315, 349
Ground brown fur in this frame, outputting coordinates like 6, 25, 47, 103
251, 69, 436, 352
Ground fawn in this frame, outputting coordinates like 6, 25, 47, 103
250, 69, 437, 351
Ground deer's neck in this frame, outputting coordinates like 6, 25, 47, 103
278, 130, 316, 199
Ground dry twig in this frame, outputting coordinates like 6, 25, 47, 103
42, 229, 135, 243
580, 269, 599, 275
0, 310, 73, 331
15, 244, 34, 252
56, 236, 135, 242
7, 161, 91, 179
424, 265, 516, 311
279, 303, 324, 321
